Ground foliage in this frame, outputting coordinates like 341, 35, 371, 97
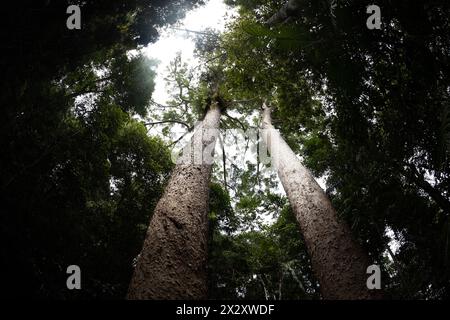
0, 0, 198, 298
217, 0, 450, 299
208, 180, 319, 299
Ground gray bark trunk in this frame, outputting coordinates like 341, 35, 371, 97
127, 103, 221, 299
260, 105, 380, 299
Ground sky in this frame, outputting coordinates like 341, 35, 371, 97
144, 0, 231, 105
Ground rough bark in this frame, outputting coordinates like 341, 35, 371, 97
265, 0, 303, 27
127, 103, 221, 299
260, 105, 380, 299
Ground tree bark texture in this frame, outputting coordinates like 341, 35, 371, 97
127, 103, 221, 299
260, 105, 380, 299
265, 0, 303, 26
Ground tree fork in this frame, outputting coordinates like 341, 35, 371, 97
260, 104, 381, 299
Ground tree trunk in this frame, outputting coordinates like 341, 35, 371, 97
260, 105, 380, 299
127, 103, 221, 299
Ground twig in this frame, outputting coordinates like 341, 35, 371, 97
218, 133, 228, 193
224, 112, 247, 131
144, 120, 191, 130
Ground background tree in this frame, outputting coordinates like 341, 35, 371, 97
0, 0, 201, 298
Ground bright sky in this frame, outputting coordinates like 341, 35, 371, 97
144, 0, 231, 105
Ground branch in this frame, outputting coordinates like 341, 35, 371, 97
228, 97, 259, 105
193, 52, 227, 71
68, 89, 107, 98
224, 112, 247, 131
278, 271, 284, 300
407, 164, 450, 214
149, 99, 183, 109
168, 127, 194, 148
168, 27, 216, 36
144, 120, 191, 130
218, 134, 228, 193
256, 129, 261, 188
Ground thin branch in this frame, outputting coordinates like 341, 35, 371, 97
228, 97, 259, 105
68, 89, 106, 98
406, 163, 450, 214
278, 271, 284, 300
218, 134, 228, 193
258, 274, 270, 301
224, 112, 247, 131
243, 135, 250, 163
168, 27, 216, 36
284, 261, 305, 292
149, 99, 183, 109
193, 52, 227, 71
256, 129, 261, 188
144, 120, 191, 130
168, 128, 194, 148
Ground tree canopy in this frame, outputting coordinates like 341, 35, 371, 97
1, 0, 450, 299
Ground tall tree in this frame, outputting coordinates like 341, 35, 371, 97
218, 0, 450, 298
127, 97, 222, 299
0, 0, 202, 298
260, 103, 379, 299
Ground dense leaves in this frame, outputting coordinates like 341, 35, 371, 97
0, 0, 199, 298
208, 177, 319, 299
